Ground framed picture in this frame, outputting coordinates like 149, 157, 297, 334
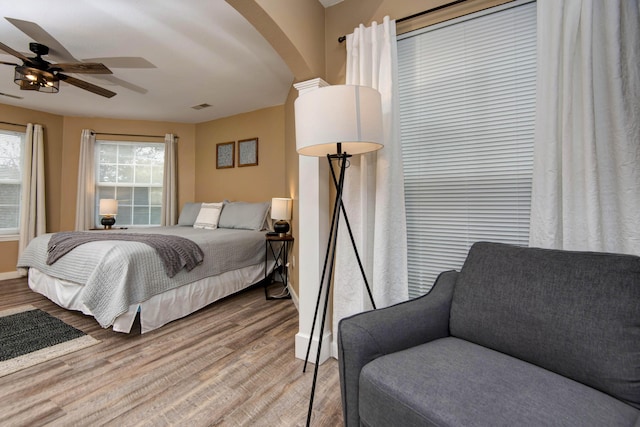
238, 138, 258, 167
216, 141, 235, 169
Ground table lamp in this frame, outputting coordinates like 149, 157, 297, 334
99, 198, 118, 229
271, 197, 292, 236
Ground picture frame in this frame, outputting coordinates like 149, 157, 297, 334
216, 141, 235, 169
238, 138, 258, 167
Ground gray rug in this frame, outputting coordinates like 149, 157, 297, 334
0, 305, 99, 377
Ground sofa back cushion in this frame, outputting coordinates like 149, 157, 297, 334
450, 242, 640, 409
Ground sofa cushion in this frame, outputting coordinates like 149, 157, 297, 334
449, 242, 640, 409
359, 337, 639, 427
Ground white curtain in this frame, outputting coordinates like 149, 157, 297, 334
529, 0, 640, 255
161, 133, 178, 226
333, 16, 409, 342
18, 123, 46, 259
75, 129, 96, 231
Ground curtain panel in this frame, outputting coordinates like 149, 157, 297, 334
161, 133, 178, 226
75, 129, 96, 231
18, 123, 46, 260
333, 16, 409, 344
529, 0, 640, 255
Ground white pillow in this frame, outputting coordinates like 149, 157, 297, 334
193, 202, 223, 229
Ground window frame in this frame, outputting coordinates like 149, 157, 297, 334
94, 139, 165, 228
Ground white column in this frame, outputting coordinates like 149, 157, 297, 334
294, 78, 333, 365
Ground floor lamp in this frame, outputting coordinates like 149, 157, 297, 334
295, 85, 384, 426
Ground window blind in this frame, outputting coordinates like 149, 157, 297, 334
398, 0, 536, 297
0, 130, 25, 234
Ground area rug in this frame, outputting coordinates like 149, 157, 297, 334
0, 305, 99, 377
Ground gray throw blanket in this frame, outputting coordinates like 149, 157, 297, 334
47, 231, 204, 278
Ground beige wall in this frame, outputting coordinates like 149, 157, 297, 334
229, 0, 326, 296
227, 0, 325, 82
58, 116, 197, 231
194, 105, 286, 203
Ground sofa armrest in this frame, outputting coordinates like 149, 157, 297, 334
337, 270, 458, 427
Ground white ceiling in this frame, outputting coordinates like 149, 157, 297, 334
0, 1, 295, 124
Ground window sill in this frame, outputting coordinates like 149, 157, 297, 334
0, 234, 19, 242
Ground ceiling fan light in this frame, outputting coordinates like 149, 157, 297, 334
14, 66, 59, 93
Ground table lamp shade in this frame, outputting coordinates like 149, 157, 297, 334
295, 85, 384, 157
99, 199, 118, 216
271, 198, 292, 220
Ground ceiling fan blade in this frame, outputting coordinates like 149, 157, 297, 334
91, 75, 148, 94
57, 74, 116, 98
0, 60, 19, 66
0, 92, 23, 99
54, 62, 112, 74
0, 41, 31, 63
82, 57, 157, 69
5, 17, 76, 62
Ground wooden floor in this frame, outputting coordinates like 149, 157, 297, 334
0, 278, 343, 427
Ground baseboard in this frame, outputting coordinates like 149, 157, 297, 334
287, 280, 299, 311
0, 270, 24, 281
295, 329, 332, 365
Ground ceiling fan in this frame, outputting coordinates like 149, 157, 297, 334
0, 40, 117, 98
0, 17, 156, 98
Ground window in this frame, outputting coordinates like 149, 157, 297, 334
0, 130, 25, 235
95, 140, 164, 227
398, 0, 536, 297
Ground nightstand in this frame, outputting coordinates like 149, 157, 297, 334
264, 234, 294, 300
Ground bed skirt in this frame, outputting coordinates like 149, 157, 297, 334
28, 260, 273, 334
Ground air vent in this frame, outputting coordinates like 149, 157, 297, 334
191, 103, 212, 110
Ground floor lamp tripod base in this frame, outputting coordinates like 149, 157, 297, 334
304, 152, 376, 426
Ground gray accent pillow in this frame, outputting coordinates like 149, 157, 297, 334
218, 201, 270, 231
177, 202, 202, 226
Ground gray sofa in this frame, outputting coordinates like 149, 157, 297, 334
338, 242, 640, 426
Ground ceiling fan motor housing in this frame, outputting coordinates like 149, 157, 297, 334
29, 42, 49, 56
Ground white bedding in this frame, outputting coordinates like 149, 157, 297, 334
18, 226, 270, 332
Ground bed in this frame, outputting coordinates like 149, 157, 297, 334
17, 201, 276, 333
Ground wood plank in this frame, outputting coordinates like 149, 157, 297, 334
0, 278, 343, 426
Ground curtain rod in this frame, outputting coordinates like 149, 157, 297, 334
337, 0, 468, 43
92, 131, 166, 139
0, 120, 27, 127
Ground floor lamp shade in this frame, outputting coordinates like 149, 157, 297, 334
295, 85, 384, 156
